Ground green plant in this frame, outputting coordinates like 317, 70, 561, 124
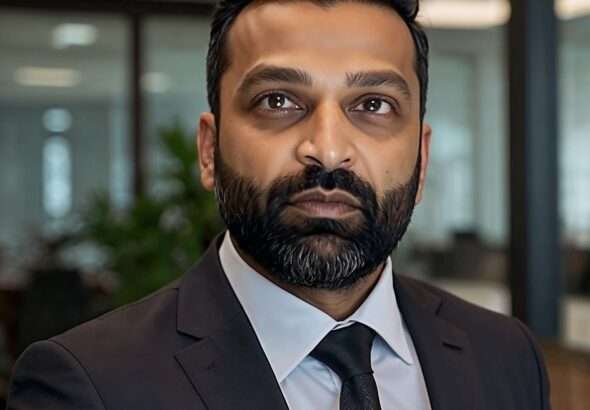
83, 124, 223, 306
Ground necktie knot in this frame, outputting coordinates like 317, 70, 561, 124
310, 322, 376, 381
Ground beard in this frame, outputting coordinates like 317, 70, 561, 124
214, 147, 421, 290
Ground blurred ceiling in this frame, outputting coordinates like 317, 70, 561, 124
0, 12, 210, 102
0, 1, 589, 103
420, 0, 590, 28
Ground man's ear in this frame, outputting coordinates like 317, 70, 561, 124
197, 112, 217, 191
415, 122, 432, 205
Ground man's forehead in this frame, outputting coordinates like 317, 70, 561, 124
224, 0, 418, 88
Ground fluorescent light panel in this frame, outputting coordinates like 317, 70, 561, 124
558, 0, 590, 19
418, 0, 590, 29
43, 108, 73, 133
52, 23, 97, 49
14, 67, 81, 87
142, 72, 172, 94
418, 1, 510, 29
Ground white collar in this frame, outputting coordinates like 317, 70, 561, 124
219, 231, 414, 383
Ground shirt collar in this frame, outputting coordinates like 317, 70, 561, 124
218, 232, 414, 383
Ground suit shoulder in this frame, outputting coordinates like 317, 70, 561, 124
8, 340, 106, 409
397, 274, 515, 328
398, 275, 550, 408
398, 275, 549, 401
396, 274, 545, 359
52, 278, 184, 356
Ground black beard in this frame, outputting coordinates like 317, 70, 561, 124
214, 149, 420, 290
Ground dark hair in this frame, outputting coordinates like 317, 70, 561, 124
206, 0, 429, 124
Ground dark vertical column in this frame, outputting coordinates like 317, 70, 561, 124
508, 0, 561, 338
131, 13, 145, 197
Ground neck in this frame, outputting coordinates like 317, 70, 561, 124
276, 268, 384, 320
233, 241, 385, 321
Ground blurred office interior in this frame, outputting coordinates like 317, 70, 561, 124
0, 0, 589, 407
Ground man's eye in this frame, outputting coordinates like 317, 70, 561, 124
352, 98, 394, 115
257, 93, 301, 111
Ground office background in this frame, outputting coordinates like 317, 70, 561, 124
0, 0, 589, 408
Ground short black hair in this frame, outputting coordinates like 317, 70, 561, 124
206, 0, 429, 124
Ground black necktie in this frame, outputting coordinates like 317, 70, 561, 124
310, 322, 381, 410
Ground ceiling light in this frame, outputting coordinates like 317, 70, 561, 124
52, 23, 97, 49
142, 72, 172, 94
418, 0, 511, 29
557, 0, 590, 19
15, 67, 81, 87
43, 108, 73, 133
417, 0, 590, 29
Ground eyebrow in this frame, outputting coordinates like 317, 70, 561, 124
346, 70, 411, 99
237, 64, 411, 100
237, 65, 313, 95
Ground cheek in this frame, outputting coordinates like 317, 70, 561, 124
218, 123, 300, 188
356, 139, 419, 198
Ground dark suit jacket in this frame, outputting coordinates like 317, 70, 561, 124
7, 235, 551, 410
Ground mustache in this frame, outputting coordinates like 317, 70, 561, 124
265, 165, 379, 221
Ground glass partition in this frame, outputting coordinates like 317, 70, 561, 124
395, 6, 510, 315
560, 9, 590, 352
143, 16, 211, 196
0, 11, 130, 286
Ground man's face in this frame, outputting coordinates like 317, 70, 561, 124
199, 1, 431, 288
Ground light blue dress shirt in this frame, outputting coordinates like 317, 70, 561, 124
219, 232, 432, 410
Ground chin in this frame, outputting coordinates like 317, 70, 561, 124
300, 233, 350, 254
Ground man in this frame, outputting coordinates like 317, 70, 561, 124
8, 0, 550, 409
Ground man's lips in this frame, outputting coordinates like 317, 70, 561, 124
287, 188, 362, 217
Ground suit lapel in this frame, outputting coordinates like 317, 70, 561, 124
395, 276, 484, 410
174, 236, 289, 410
173, 235, 484, 410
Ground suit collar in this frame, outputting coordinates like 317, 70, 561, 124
395, 276, 483, 410
175, 234, 289, 410
175, 234, 482, 410
219, 231, 415, 383
176, 234, 239, 339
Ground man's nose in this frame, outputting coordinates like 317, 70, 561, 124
295, 102, 356, 171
